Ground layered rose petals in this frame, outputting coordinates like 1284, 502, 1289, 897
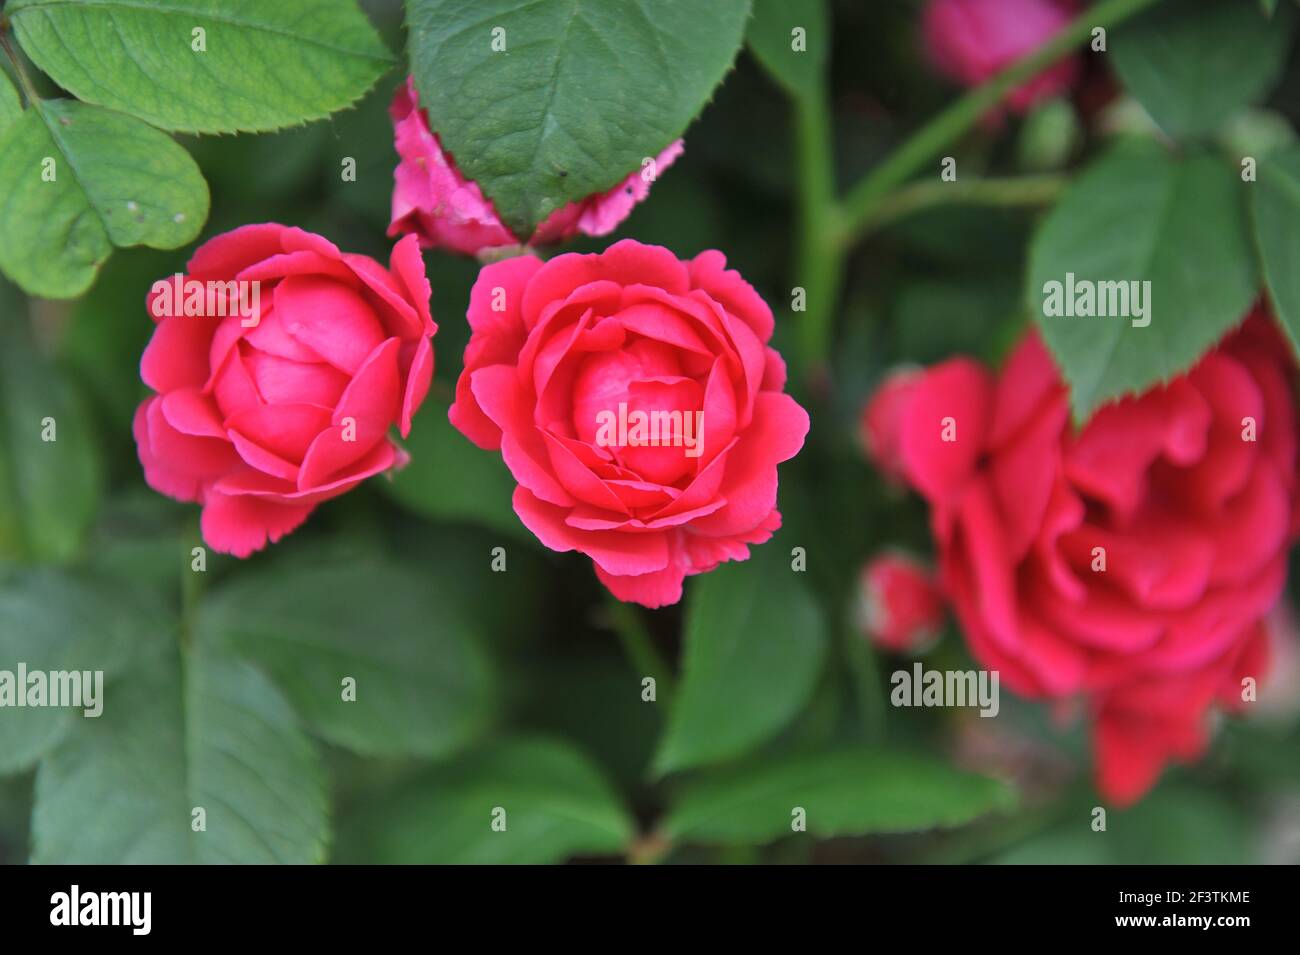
450, 239, 809, 607
921, 0, 1082, 113
863, 309, 1297, 804
134, 224, 437, 557
388, 77, 683, 256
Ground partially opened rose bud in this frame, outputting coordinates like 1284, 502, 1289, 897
388, 77, 683, 256
856, 552, 947, 653
921, 0, 1082, 113
860, 366, 923, 483
134, 225, 436, 557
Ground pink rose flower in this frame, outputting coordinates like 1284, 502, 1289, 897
449, 239, 809, 607
921, 0, 1082, 113
389, 77, 684, 256
134, 224, 436, 557
856, 552, 947, 653
864, 310, 1297, 804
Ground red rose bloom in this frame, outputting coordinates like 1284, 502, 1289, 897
134, 225, 436, 557
449, 239, 809, 607
864, 311, 1297, 803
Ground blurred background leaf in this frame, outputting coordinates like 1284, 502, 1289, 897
333, 736, 633, 863
383, 397, 529, 540
747, 0, 830, 99
992, 786, 1250, 865
0, 568, 161, 773
199, 548, 498, 759
0, 284, 103, 562
664, 747, 1013, 848
1111, 0, 1295, 141
32, 646, 328, 863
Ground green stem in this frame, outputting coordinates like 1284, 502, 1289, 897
0, 19, 40, 107
789, 0, 1160, 383
606, 596, 676, 706
180, 516, 205, 650
792, 90, 841, 391
850, 174, 1067, 237
843, 607, 886, 743
836, 0, 1160, 241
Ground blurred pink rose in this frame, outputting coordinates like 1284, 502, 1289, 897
388, 77, 684, 256
922, 0, 1082, 112
856, 552, 947, 653
863, 309, 1297, 804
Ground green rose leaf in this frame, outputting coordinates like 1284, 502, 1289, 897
994, 787, 1247, 865
406, 0, 751, 238
1027, 139, 1257, 420
198, 556, 497, 758
0, 285, 103, 561
655, 536, 827, 774
0, 570, 155, 774
335, 737, 634, 864
664, 747, 1014, 847
8, 0, 393, 134
0, 71, 20, 136
1251, 145, 1300, 356
747, 0, 829, 99
1111, 0, 1294, 141
0, 99, 208, 298
32, 646, 328, 863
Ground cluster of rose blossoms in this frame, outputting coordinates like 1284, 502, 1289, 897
134, 0, 1298, 805
135, 75, 808, 609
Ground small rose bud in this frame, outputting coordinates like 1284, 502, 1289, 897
856, 552, 946, 653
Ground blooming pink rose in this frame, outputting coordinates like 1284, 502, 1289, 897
449, 239, 809, 607
389, 77, 684, 256
134, 224, 436, 557
921, 0, 1081, 113
864, 310, 1297, 804
856, 552, 947, 653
